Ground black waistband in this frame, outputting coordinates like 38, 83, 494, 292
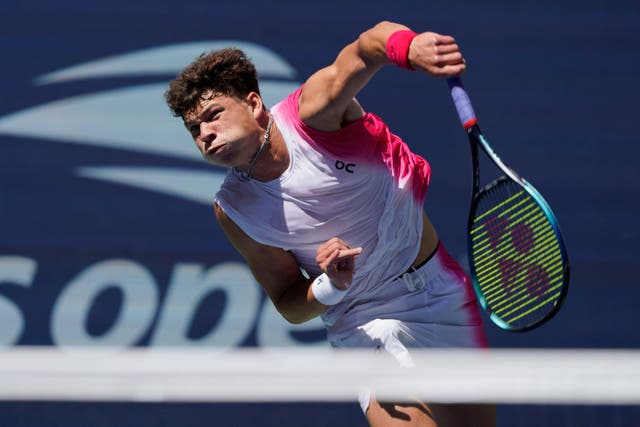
401, 241, 440, 276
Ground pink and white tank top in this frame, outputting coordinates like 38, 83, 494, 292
215, 88, 431, 326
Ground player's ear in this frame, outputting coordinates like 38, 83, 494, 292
246, 92, 264, 119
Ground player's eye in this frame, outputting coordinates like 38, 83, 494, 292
188, 124, 200, 136
207, 110, 221, 121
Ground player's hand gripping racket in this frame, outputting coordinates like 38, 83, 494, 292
447, 77, 569, 332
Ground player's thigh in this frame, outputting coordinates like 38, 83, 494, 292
366, 397, 496, 427
366, 397, 437, 427
429, 403, 496, 427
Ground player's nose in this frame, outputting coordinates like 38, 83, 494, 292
200, 122, 216, 150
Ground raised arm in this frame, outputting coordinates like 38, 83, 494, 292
299, 21, 466, 131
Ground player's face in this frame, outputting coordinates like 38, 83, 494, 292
183, 91, 263, 168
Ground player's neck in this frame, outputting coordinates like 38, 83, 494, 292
249, 123, 289, 182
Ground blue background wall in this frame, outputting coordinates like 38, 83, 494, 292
1, 0, 639, 425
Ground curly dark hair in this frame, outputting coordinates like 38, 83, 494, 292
165, 48, 260, 118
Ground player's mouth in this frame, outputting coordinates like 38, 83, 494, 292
206, 144, 225, 157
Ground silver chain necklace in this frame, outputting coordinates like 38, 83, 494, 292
234, 114, 273, 182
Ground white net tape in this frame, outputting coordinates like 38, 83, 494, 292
0, 347, 638, 404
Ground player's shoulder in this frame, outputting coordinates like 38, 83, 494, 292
213, 202, 260, 256
301, 100, 365, 133
213, 202, 226, 221
214, 202, 241, 236
214, 202, 276, 251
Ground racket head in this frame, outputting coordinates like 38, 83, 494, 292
467, 176, 570, 332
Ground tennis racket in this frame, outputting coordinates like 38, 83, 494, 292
447, 77, 569, 332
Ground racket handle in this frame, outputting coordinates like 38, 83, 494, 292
447, 77, 478, 129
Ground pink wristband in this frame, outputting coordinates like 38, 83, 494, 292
386, 30, 417, 70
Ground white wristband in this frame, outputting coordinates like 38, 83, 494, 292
311, 273, 348, 306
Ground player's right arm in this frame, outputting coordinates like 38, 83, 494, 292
214, 203, 324, 324
299, 21, 466, 132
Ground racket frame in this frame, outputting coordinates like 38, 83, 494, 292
447, 77, 569, 331
466, 124, 570, 332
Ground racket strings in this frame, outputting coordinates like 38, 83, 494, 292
473, 222, 558, 284
470, 178, 565, 329
472, 205, 549, 261
480, 249, 564, 300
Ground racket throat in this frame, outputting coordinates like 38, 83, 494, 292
467, 126, 482, 197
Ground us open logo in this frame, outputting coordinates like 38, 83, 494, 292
0, 41, 327, 351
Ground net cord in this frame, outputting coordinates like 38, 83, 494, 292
0, 347, 638, 405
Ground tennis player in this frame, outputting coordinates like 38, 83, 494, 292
165, 21, 495, 427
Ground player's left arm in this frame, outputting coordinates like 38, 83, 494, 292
298, 20, 467, 132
